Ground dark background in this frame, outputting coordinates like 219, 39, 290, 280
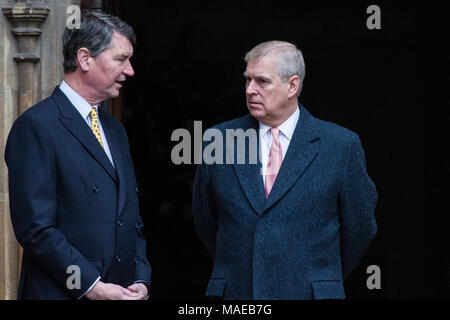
103, 1, 448, 299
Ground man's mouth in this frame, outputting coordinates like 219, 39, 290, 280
248, 101, 262, 107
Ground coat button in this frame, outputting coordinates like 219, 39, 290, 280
135, 187, 139, 194
115, 256, 121, 263
92, 186, 99, 193
117, 220, 123, 227
134, 258, 139, 265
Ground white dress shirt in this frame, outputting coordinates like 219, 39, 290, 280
59, 81, 115, 167
259, 106, 300, 185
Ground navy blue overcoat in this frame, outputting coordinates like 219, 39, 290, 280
5, 87, 151, 299
193, 105, 377, 299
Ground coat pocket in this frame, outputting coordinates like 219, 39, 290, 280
205, 278, 226, 297
311, 280, 345, 300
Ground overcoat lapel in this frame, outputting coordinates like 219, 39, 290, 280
53, 87, 118, 182
263, 105, 320, 213
232, 115, 266, 215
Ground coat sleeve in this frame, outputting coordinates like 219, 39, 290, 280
134, 213, 152, 288
192, 160, 218, 259
339, 133, 378, 279
5, 115, 101, 299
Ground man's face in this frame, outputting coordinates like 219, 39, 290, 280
244, 54, 291, 126
87, 31, 134, 101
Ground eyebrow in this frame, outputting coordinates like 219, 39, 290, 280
243, 73, 271, 81
116, 53, 133, 59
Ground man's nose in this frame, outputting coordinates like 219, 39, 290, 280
246, 80, 257, 95
123, 60, 134, 77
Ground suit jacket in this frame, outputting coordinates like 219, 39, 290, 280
192, 105, 378, 300
5, 87, 151, 300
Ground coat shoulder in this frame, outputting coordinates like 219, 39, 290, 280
210, 114, 255, 132
313, 116, 359, 145
16, 96, 58, 126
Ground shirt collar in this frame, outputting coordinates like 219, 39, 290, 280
259, 106, 300, 140
59, 80, 98, 120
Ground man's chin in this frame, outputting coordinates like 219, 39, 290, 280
248, 108, 265, 121
108, 89, 120, 99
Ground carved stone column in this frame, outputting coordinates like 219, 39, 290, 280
2, 1, 49, 115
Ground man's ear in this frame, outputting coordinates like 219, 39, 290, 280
77, 48, 91, 72
287, 75, 300, 99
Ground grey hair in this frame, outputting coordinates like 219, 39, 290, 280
63, 10, 136, 73
244, 41, 305, 97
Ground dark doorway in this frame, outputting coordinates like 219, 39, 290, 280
104, 1, 445, 299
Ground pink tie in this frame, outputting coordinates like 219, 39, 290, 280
265, 128, 282, 198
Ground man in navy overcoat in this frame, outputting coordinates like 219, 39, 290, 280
192, 41, 377, 300
5, 11, 151, 300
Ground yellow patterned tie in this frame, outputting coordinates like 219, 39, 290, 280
89, 107, 104, 148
